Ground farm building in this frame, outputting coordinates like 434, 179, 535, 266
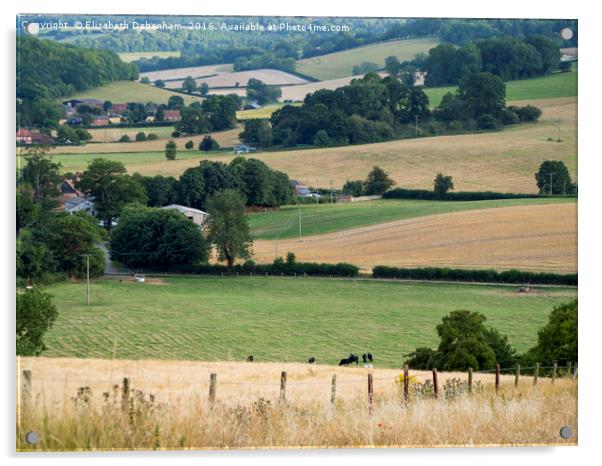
90, 116, 110, 126
64, 197, 96, 216
243, 102, 262, 110
233, 144, 257, 155
160, 204, 209, 228
16, 129, 55, 145
163, 110, 181, 121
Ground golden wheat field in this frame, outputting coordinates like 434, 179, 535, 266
16, 357, 577, 450
66, 96, 574, 192
252, 203, 577, 273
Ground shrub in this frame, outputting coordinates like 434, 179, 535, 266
448, 120, 464, 131
511, 105, 542, 122
147, 133, 158, 141
383, 188, 544, 201
501, 109, 520, 125
342, 180, 364, 197
118, 134, 131, 143
199, 135, 220, 151
135, 132, 147, 142
171, 130, 181, 138
185, 140, 194, 150
17, 287, 58, 356
476, 114, 499, 130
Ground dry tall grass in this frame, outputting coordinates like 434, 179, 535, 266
17, 357, 577, 450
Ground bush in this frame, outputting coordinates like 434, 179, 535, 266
171, 130, 181, 138
147, 133, 158, 141
383, 188, 544, 201
511, 105, 542, 122
185, 140, 194, 150
135, 132, 147, 142
199, 135, 220, 151
448, 120, 464, 131
372, 266, 577, 286
501, 109, 520, 125
118, 134, 131, 143
476, 114, 499, 130
342, 180, 364, 197
17, 287, 58, 356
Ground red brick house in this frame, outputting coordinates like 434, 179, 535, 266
16, 129, 55, 145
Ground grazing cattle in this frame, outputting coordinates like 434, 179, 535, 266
339, 358, 350, 366
308, 356, 316, 364
246, 355, 254, 362
367, 352, 373, 362
340, 353, 359, 366
362, 353, 367, 363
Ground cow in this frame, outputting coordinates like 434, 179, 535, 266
246, 355, 254, 362
367, 352, 373, 362
339, 353, 359, 366
339, 358, 350, 366
308, 356, 316, 364
362, 353, 367, 363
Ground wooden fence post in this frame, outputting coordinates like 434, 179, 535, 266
552, 362, 557, 383
432, 368, 439, 399
403, 365, 410, 403
495, 363, 500, 393
331, 374, 337, 404
121, 377, 130, 411
21, 370, 32, 413
209, 373, 217, 404
514, 364, 521, 387
368, 373, 374, 414
468, 367, 473, 394
567, 362, 572, 377
280, 371, 287, 402
533, 363, 539, 386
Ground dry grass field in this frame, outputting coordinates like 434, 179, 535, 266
17, 357, 578, 450
99, 96, 574, 192
163, 69, 308, 90
252, 203, 577, 273
139, 64, 229, 82
85, 126, 176, 143
38, 127, 241, 156
119, 51, 181, 63
279, 73, 386, 101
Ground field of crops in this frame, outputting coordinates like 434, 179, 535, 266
85, 126, 176, 143
40, 276, 575, 366
61, 81, 203, 105
252, 203, 577, 273
249, 197, 575, 240
296, 38, 439, 80
164, 69, 308, 90
139, 64, 229, 82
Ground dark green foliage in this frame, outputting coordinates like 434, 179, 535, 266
56, 125, 92, 144
510, 105, 542, 122
135, 132, 147, 142
342, 180, 364, 197
476, 114, 500, 130
174, 107, 210, 135
246, 78, 282, 105
16, 186, 40, 233
535, 160, 575, 195
405, 310, 516, 371
433, 174, 454, 196
522, 300, 577, 366
352, 62, 379, 76
199, 82, 209, 96
201, 95, 238, 131
206, 190, 253, 268
20, 151, 62, 202
199, 136, 220, 152
239, 119, 273, 147
167, 95, 185, 110
110, 207, 209, 268
16, 287, 58, 356
147, 133, 159, 141
165, 140, 177, 160
185, 140, 194, 150
501, 109, 520, 125
132, 174, 178, 207
383, 188, 544, 201
182, 76, 197, 94
228, 158, 293, 207
118, 134, 131, 142
154, 80, 166, 88
270, 74, 430, 147
364, 166, 395, 195
424, 43, 481, 86
372, 266, 577, 286
77, 159, 148, 230
313, 130, 332, 147
458, 72, 506, 119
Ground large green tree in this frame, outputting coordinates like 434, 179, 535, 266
364, 166, 395, 195
405, 310, 516, 371
77, 159, 147, 231
20, 150, 62, 202
535, 160, 575, 195
457, 72, 506, 119
206, 190, 253, 268
110, 207, 209, 268
17, 287, 58, 356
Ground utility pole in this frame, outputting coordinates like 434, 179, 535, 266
86, 254, 90, 306
298, 203, 302, 241
548, 173, 555, 196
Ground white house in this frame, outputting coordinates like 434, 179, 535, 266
65, 197, 96, 216
160, 204, 209, 228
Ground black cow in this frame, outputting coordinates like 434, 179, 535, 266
362, 353, 367, 363
246, 355, 254, 362
339, 358, 350, 366
308, 356, 316, 364
367, 352, 373, 362
339, 353, 359, 366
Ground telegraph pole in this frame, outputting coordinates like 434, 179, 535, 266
86, 254, 90, 305
548, 173, 555, 195
298, 203, 302, 241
